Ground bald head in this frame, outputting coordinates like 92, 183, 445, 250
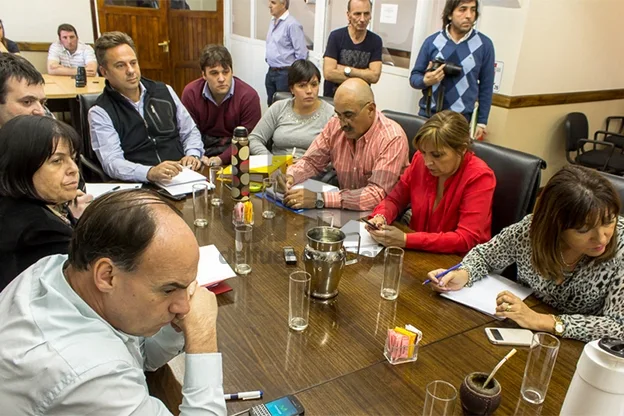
333, 79, 377, 140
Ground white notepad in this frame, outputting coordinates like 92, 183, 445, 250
85, 183, 142, 199
155, 168, 213, 195
268, 178, 339, 202
196, 245, 236, 287
441, 273, 533, 319
341, 220, 383, 258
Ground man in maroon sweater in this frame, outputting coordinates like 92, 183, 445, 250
181, 45, 261, 166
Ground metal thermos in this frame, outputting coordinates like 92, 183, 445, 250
560, 337, 624, 415
303, 226, 360, 299
75, 66, 87, 87
231, 126, 250, 201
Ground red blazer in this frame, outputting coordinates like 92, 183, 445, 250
371, 151, 495, 254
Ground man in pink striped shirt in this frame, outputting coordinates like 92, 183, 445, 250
282, 78, 409, 211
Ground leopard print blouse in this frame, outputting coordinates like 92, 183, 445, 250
461, 215, 624, 342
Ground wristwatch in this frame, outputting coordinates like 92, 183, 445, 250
315, 192, 325, 209
344, 66, 352, 77
551, 314, 565, 336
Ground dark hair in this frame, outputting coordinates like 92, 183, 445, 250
530, 165, 621, 281
288, 60, 321, 89
94, 31, 137, 68
199, 44, 233, 72
68, 189, 182, 272
347, 0, 372, 12
0, 54, 44, 104
414, 110, 471, 154
442, 0, 480, 28
0, 115, 81, 201
57, 23, 78, 38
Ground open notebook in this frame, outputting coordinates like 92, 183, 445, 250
441, 273, 533, 319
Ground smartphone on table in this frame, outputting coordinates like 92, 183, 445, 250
249, 395, 304, 416
283, 247, 297, 265
484, 327, 533, 347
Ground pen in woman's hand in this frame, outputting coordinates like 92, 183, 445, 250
423, 263, 462, 285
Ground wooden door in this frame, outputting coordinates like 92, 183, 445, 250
96, 0, 172, 85
168, 0, 224, 95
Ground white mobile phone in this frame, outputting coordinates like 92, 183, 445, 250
484, 327, 534, 347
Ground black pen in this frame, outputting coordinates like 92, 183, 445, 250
110, 186, 121, 192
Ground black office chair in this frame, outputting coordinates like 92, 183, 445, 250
599, 171, 624, 215
602, 116, 624, 150
472, 141, 546, 237
565, 112, 624, 173
381, 110, 428, 161
78, 93, 110, 183
272, 91, 334, 107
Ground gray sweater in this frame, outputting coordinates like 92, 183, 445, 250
249, 98, 334, 158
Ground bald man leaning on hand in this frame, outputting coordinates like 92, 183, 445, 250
281, 78, 409, 211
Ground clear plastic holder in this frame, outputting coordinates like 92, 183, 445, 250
384, 325, 423, 365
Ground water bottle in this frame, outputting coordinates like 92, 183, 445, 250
75, 66, 87, 88
231, 126, 250, 201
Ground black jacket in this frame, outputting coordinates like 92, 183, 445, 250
0, 197, 73, 292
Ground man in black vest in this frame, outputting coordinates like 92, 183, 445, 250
88, 32, 204, 183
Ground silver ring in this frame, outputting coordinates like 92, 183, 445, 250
505, 303, 512, 312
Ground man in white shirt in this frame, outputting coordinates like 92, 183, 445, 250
47, 23, 97, 77
0, 189, 226, 415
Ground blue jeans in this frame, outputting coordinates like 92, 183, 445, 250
265, 68, 290, 106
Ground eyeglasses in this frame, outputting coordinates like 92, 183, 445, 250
334, 101, 371, 122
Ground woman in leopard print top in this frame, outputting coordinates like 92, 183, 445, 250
426, 165, 624, 342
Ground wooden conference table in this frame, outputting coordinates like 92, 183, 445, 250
150, 186, 584, 415
43, 74, 105, 99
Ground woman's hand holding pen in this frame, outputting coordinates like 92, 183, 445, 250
425, 268, 469, 292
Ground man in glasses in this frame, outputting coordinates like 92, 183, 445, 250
280, 78, 409, 211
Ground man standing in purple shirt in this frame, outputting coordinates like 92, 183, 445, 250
265, 0, 308, 106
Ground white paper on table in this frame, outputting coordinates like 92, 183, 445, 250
85, 183, 142, 198
161, 180, 213, 196
267, 178, 339, 202
249, 154, 273, 169
340, 220, 383, 258
441, 273, 533, 319
157, 167, 207, 187
380, 4, 399, 24
196, 245, 236, 287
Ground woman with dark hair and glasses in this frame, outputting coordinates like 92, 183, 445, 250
427, 165, 624, 342
0, 116, 92, 291
249, 59, 334, 158
0, 20, 20, 54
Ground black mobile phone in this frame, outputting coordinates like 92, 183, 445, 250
156, 189, 187, 201
283, 247, 297, 265
249, 395, 305, 416
360, 218, 379, 230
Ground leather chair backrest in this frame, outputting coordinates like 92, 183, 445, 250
472, 141, 546, 236
381, 110, 428, 160
600, 171, 624, 215
272, 91, 334, 107
565, 112, 588, 152
78, 93, 102, 164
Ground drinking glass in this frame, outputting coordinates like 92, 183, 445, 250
234, 224, 252, 275
381, 246, 404, 300
209, 166, 223, 206
289, 271, 311, 331
262, 178, 276, 219
192, 183, 209, 227
316, 211, 335, 227
423, 380, 457, 416
520, 332, 560, 405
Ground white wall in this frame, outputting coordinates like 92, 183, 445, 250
2, 0, 95, 43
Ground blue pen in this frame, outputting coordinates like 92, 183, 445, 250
423, 263, 462, 285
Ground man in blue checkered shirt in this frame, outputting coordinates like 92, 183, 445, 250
410, 0, 495, 141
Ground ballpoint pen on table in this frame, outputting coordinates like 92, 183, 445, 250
224, 390, 263, 400
422, 263, 462, 285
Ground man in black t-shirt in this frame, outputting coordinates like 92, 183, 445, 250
322, 0, 382, 98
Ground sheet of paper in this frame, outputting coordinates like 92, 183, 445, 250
85, 183, 142, 199
380, 4, 399, 24
292, 179, 339, 193
341, 220, 383, 258
161, 180, 213, 196
249, 154, 273, 169
441, 273, 533, 319
196, 245, 237, 287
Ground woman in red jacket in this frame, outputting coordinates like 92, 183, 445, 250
367, 110, 495, 254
